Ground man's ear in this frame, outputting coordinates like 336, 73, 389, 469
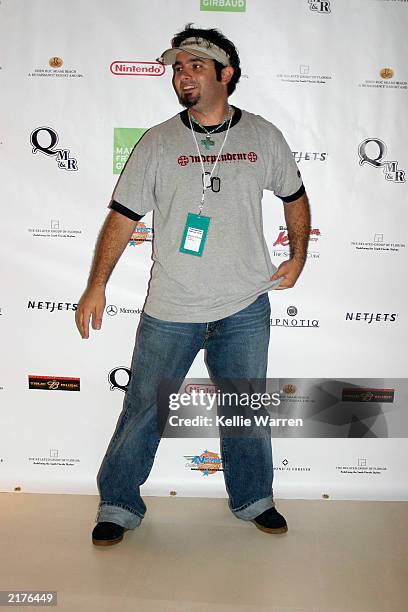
221, 66, 234, 85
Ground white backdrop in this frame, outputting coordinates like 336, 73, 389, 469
1, 0, 407, 501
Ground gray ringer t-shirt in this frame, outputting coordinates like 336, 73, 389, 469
111, 108, 304, 323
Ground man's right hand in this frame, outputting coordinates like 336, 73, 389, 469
75, 285, 106, 339
75, 209, 137, 339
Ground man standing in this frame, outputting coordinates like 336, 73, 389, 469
76, 25, 310, 546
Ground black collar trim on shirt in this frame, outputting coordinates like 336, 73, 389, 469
180, 106, 242, 133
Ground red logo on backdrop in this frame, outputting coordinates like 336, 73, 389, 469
247, 152, 258, 162
28, 375, 80, 391
185, 383, 218, 395
110, 61, 165, 76
178, 155, 189, 166
273, 231, 290, 247
274, 227, 320, 246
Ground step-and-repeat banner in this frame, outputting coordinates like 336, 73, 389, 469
1, 0, 407, 501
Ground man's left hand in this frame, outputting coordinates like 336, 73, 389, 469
270, 258, 305, 290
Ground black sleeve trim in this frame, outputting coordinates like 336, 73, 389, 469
109, 200, 145, 221
278, 183, 306, 203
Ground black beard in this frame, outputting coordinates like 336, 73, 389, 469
178, 92, 200, 108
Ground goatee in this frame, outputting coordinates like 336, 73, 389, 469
178, 92, 200, 109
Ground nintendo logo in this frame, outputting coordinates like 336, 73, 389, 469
110, 61, 165, 76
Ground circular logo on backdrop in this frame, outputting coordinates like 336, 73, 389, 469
194, 450, 221, 475
380, 68, 394, 80
282, 384, 297, 395
49, 57, 63, 68
287, 306, 298, 317
106, 304, 118, 316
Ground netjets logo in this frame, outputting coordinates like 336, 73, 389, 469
358, 139, 405, 183
30, 127, 78, 171
308, 0, 331, 13
110, 61, 165, 76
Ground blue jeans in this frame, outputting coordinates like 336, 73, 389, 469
96, 293, 274, 528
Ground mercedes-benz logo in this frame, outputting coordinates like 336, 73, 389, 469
287, 306, 297, 317
106, 304, 118, 316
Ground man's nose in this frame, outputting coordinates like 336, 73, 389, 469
178, 66, 193, 80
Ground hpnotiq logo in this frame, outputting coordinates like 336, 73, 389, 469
308, 0, 331, 13
270, 306, 319, 328
30, 127, 78, 171
358, 139, 405, 183
110, 61, 165, 76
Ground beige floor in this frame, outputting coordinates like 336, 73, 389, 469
0, 494, 407, 612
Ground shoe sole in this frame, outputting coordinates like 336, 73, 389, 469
251, 520, 288, 534
92, 528, 129, 547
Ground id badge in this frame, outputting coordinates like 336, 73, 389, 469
179, 213, 211, 257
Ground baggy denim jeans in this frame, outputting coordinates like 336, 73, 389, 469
96, 293, 274, 528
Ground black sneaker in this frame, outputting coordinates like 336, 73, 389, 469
92, 521, 127, 546
251, 507, 288, 534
